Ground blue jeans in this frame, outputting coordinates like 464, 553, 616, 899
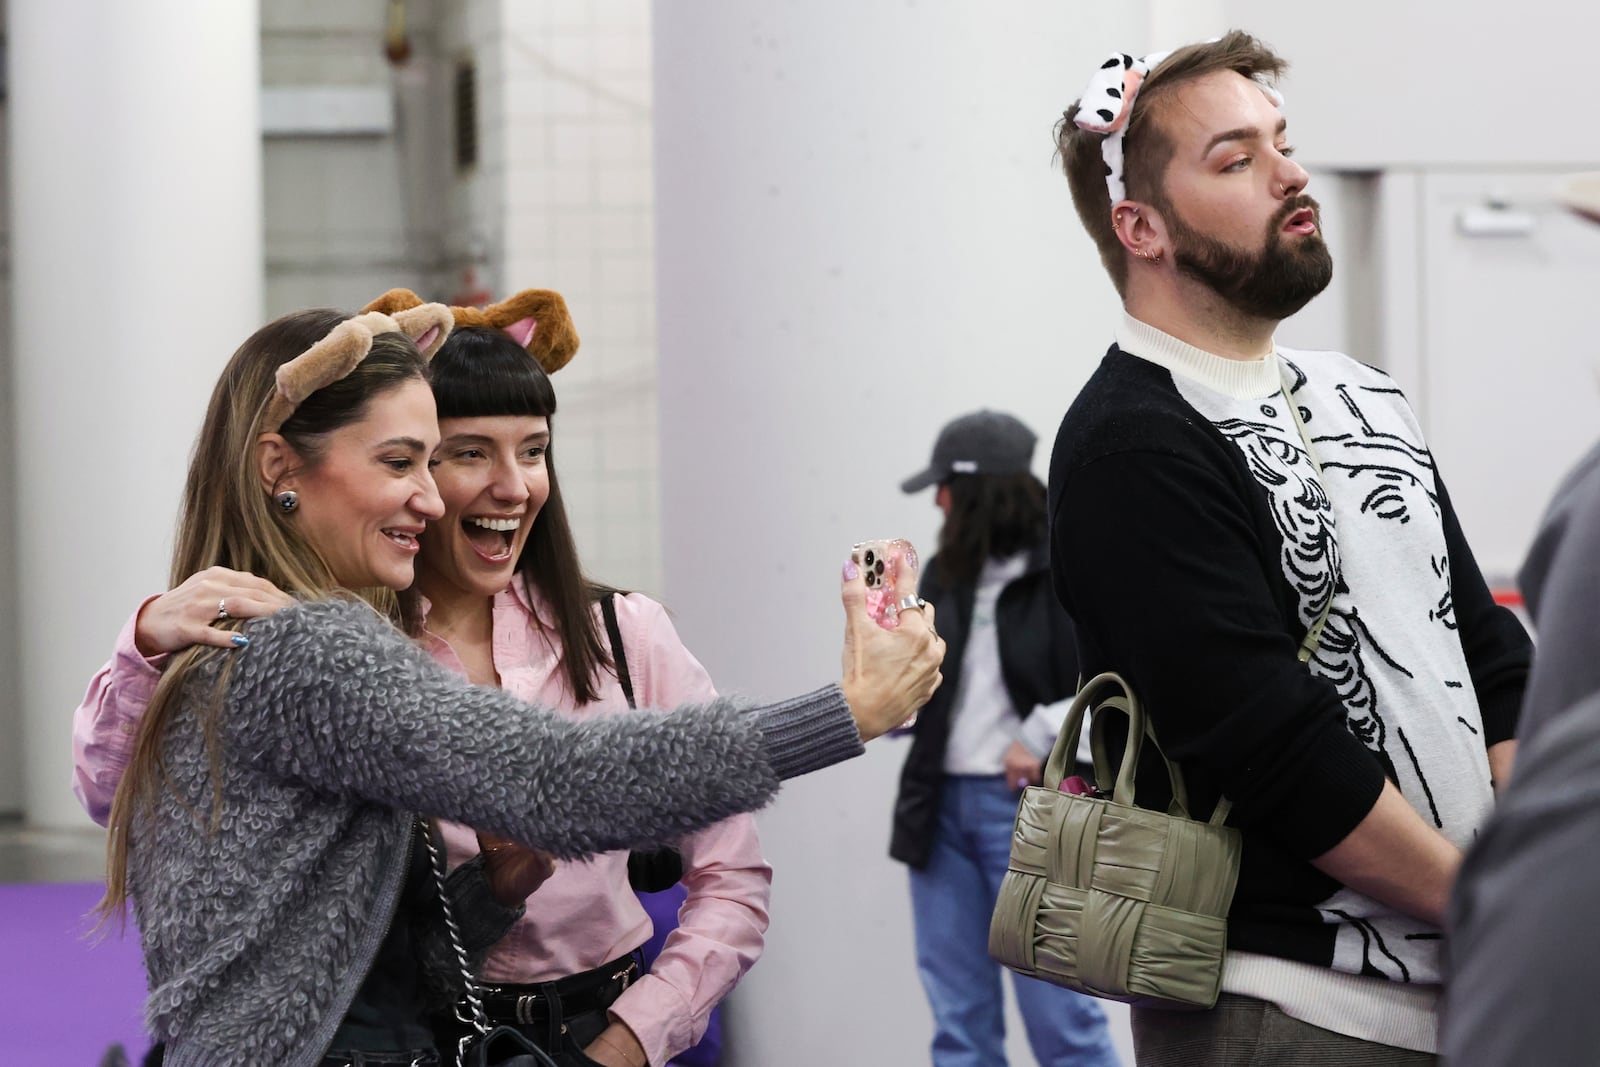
909, 775, 1119, 1067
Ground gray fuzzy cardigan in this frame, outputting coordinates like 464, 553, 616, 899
131, 598, 862, 1067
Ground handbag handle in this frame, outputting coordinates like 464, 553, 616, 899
1044, 672, 1229, 824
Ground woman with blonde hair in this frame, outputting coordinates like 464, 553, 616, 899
92, 304, 940, 1067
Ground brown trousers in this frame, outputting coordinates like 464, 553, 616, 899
1132, 994, 1437, 1067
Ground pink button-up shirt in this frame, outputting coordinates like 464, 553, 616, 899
71, 586, 771, 1067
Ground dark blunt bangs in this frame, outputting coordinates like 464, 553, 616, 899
426, 324, 616, 705
429, 325, 557, 421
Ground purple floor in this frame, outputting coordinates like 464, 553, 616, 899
0, 881, 152, 1066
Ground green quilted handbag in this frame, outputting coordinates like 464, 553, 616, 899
988, 671, 1242, 1009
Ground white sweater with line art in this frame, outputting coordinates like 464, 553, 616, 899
1048, 315, 1531, 1052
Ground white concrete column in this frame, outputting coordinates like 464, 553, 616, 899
654, 3, 1143, 1063
9, 2, 263, 829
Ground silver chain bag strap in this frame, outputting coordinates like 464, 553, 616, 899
420, 819, 561, 1067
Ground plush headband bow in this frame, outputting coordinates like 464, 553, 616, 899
363, 287, 580, 375
261, 304, 454, 434
1073, 48, 1284, 205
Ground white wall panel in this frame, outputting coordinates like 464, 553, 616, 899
655, 2, 1142, 1062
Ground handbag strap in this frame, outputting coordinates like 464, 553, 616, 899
421, 821, 568, 1067
420, 818, 495, 1061
600, 593, 637, 709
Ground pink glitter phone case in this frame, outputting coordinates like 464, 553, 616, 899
853, 538, 917, 629
852, 538, 924, 730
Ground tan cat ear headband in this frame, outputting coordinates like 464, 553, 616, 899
260, 304, 455, 434
362, 287, 581, 375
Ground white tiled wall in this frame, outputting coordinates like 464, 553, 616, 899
492, 0, 663, 596
261, 0, 450, 315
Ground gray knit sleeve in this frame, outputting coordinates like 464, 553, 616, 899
226, 599, 860, 858
751, 683, 865, 780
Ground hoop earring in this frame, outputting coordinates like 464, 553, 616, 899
275, 490, 299, 513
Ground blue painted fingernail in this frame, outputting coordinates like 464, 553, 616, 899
231, 633, 250, 648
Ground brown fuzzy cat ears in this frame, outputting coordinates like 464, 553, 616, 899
261, 304, 454, 434
362, 287, 580, 375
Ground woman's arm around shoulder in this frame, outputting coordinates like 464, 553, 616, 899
72, 600, 166, 825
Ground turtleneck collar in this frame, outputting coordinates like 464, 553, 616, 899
1115, 312, 1283, 399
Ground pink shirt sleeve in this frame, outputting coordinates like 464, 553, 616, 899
72, 598, 166, 826
604, 593, 773, 1066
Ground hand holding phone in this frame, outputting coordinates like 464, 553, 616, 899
839, 537, 941, 737
852, 538, 919, 629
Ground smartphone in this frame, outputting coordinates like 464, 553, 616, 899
852, 538, 914, 629
852, 537, 922, 730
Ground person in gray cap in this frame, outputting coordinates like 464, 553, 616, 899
890, 410, 1119, 1067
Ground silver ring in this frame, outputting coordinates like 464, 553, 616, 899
897, 595, 926, 613
217, 598, 230, 621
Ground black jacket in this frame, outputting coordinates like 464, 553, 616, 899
888, 540, 1080, 869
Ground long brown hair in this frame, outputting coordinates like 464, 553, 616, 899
1054, 30, 1290, 296
99, 309, 431, 920
425, 326, 618, 705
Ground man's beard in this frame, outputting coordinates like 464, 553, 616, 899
1164, 195, 1334, 322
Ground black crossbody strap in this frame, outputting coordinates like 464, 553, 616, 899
600, 593, 636, 709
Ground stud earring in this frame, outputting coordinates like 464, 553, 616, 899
275, 490, 299, 513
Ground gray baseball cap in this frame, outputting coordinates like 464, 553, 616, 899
900, 409, 1037, 493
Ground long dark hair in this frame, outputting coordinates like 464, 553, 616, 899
933, 471, 1048, 587
426, 325, 617, 704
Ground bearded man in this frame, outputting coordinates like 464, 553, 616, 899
1046, 31, 1531, 1066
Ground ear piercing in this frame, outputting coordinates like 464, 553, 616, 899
275, 490, 299, 513
1114, 210, 1161, 262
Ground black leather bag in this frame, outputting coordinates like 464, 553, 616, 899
458, 1024, 558, 1067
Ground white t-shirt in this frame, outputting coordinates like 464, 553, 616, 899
942, 554, 1030, 775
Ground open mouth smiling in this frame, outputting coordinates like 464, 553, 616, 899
463, 515, 523, 562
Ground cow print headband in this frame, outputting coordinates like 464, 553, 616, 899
1072, 47, 1284, 205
